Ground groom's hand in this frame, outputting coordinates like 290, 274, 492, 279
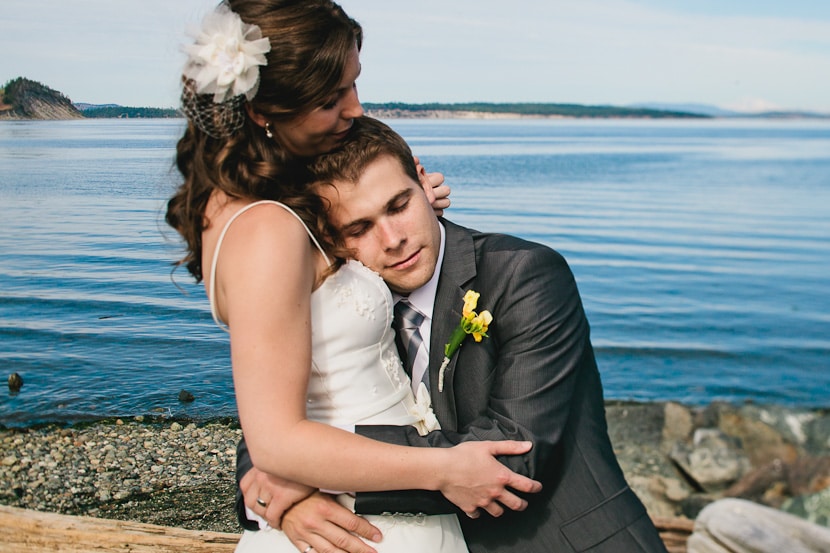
282, 492, 382, 553
240, 466, 314, 529
439, 440, 543, 519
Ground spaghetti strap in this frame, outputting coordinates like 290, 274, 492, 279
208, 200, 330, 329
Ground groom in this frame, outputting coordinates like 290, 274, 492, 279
236, 117, 667, 552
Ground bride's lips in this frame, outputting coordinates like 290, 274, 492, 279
389, 249, 421, 271
330, 123, 353, 142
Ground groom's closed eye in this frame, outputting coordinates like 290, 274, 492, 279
343, 221, 371, 238
388, 194, 410, 215
339, 190, 413, 239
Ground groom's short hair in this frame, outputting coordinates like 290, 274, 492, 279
307, 116, 420, 186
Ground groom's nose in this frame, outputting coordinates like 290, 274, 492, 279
377, 219, 405, 251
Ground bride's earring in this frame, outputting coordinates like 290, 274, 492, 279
264, 123, 274, 139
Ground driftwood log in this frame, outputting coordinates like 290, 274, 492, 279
0, 505, 238, 553
0, 505, 691, 553
686, 498, 830, 553
653, 515, 695, 553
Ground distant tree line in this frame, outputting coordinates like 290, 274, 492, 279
82, 106, 181, 119
363, 102, 709, 119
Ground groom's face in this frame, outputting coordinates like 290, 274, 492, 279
318, 154, 442, 294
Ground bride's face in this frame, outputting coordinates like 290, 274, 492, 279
270, 46, 363, 157
318, 155, 442, 294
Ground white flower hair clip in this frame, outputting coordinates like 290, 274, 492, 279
183, 4, 271, 104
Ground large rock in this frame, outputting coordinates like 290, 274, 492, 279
670, 429, 752, 492
782, 486, 830, 527
806, 413, 830, 457
725, 459, 790, 507
788, 456, 830, 496
717, 407, 799, 467
739, 405, 816, 447
662, 402, 694, 451
687, 498, 830, 553
628, 474, 690, 518
725, 455, 830, 509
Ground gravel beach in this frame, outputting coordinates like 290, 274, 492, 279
2, 401, 829, 536
0, 417, 243, 533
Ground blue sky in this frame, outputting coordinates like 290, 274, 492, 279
2, 0, 829, 113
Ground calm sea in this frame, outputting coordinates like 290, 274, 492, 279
1, 118, 828, 427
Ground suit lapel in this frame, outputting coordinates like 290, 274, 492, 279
428, 220, 477, 430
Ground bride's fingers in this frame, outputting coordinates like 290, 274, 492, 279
281, 496, 380, 553
246, 491, 270, 511
291, 526, 378, 553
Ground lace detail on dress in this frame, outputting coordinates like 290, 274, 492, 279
375, 512, 429, 528
332, 270, 377, 321
382, 348, 405, 390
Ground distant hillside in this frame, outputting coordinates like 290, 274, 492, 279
0, 77, 179, 120
363, 102, 709, 119
630, 102, 739, 118
0, 77, 82, 120
632, 102, 830, 119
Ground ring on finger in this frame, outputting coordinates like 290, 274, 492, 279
303, 546, 314, 553
256, 497, 267, 508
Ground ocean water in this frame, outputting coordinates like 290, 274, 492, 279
1, 118, 828, 427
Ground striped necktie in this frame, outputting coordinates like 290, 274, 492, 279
393, 299, 426, 390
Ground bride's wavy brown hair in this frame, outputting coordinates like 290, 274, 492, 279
166, 0, 361, 281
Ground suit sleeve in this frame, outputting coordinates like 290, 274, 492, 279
234, 436, 261, 530
355, 245, 593, 515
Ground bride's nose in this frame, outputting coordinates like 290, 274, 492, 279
341, 84, 363, 120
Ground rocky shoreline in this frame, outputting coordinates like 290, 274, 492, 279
2, 401, 829, 535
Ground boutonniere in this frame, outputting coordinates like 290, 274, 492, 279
438, 290, 493, 392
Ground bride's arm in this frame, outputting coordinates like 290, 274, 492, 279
216, 206, 539, 515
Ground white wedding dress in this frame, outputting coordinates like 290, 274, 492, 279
208, 201, 468, 553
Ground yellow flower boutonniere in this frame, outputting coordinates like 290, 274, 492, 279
438, 290, 493, 392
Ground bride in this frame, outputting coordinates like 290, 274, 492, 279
166, 2, 538, 552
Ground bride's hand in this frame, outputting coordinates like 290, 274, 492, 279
437, 441, 542, 519
240, 466, 315, 529
414, 155, 450, 216
282, 492, 382, 553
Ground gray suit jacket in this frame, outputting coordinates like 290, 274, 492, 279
353, 220, 667, 552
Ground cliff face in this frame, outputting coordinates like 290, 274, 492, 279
0, 77, 83, 120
